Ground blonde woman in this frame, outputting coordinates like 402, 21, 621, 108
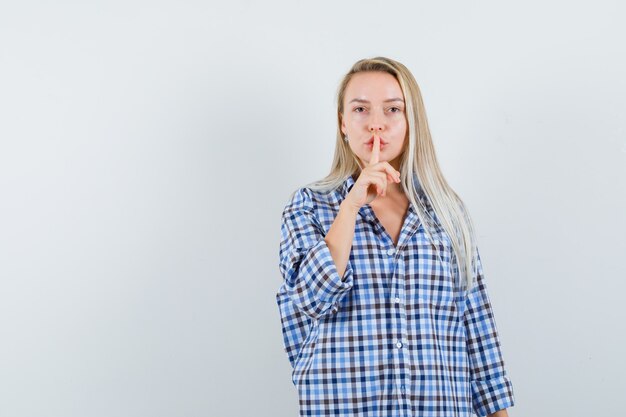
276, 57, 515, 417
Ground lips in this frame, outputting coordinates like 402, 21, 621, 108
365, 135, 388, 145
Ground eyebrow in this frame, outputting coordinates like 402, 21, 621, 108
348, 98, 404, 104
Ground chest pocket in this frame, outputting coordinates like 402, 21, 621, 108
412, 227, 458, 306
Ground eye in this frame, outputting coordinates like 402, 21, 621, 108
389, 107, 402, 113
354, 107, 366, 113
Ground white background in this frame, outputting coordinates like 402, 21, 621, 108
1, 1, 624, 416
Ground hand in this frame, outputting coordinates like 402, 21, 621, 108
343, 133, 401, 211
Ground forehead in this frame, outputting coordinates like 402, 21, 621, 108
345, 71, 404, 102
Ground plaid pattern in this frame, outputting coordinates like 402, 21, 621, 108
276, 173, 515, 416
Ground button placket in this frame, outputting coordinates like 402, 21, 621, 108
388, 244, 410, 409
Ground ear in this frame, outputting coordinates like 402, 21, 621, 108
340, 114, 346, 135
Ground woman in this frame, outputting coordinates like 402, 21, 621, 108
276, 57, 515, 417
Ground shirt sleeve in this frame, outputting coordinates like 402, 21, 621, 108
464, 248, 516, 416
275, 187, 355, 368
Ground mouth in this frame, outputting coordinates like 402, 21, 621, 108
365, 135, 388, 145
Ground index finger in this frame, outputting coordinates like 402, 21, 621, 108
369, 133, 380, 166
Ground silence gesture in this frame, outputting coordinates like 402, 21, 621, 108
344, 132, 401, 211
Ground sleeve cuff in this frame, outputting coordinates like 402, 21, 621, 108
307, 237, 354, 305
282, 237, 355, 319
470, 375, 515, 416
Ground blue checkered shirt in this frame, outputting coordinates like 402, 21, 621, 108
276, 173, 515, 416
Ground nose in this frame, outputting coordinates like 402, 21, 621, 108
369, 112, 384, 133
368, 107, 385, 133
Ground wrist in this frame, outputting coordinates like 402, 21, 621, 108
340, 199, 361, 217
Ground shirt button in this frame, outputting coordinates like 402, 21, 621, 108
396, 341, 402, 348
387, 248, 395, 256
395, 297, 400, 303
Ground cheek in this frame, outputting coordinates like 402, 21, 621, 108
396, 121, 408, 139
347, 115, 365, 126
391, 121, 407, 137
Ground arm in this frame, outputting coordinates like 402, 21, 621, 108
464, 248, 515, 417
488, 410, 509, 417
275, 188, 358, 368
277, 187, 358, 318
324, 199, 359, 278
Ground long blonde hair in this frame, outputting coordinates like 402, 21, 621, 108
299, 56, 479, 294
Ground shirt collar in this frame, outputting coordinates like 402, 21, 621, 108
340, 172, 431, 248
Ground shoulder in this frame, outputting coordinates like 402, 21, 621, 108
283, 187, 313, 212
283, 185, 341, 214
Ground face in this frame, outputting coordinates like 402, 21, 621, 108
341, 71, 407, 169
